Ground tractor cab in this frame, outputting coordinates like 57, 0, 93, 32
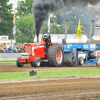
42, 33, 52, 48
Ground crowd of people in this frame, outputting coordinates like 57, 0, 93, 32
0, 43, 24, 53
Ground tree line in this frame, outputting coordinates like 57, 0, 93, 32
0, 0, 99, 43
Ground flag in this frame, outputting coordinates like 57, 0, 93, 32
13, 9, 16, 34
48, 15, 50, 33
76, 19, 81, 39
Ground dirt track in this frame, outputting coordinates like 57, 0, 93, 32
0, 64, 100, 100
0, 63, 100, 72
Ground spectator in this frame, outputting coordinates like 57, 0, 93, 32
6, 43, 10, 53
21, 44, 24, 51
12, 43, 17, 53
20, 45, 23, 52
18, 44, 21, 49
0, 43, 2, 49
6, 43, 10, 50
16, 45, 20, 52
0, 43, 3, 53
2, 43, 7, 53
8, 46, 13, 53
0, 43, 2, 46
16, 44, 24, 53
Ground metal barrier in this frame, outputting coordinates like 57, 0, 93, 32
0, 53, 22, 61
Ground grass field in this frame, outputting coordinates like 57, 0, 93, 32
0, 61, 16, 63
0, 69, 100, 80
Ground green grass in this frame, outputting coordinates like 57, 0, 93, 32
0, 61, 16, 63
0, 69, 100, 80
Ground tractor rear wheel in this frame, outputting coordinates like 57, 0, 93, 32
47, 44, 64, 67
31, 57, 41, 67
16, 57, 24, 67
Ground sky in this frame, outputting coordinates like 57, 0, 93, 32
9, 0, 24, 9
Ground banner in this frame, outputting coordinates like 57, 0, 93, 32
76, 19, 81, 39
13, 9, 16, 34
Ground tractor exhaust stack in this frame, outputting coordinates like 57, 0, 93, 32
65, 20, 69, 43
89, 20, 95, 43
37, 37, 39, 42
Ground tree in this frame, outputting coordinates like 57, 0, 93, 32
17, 0, 34, 16
16, 13, 35, 43
0, 0, 13, 38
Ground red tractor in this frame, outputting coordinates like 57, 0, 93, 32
16, 33, 64, 67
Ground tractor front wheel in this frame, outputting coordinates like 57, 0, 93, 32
31, 57, 41, 67
47, 44, 64, 67
16, 57, 24, 67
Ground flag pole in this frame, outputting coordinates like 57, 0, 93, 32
48, 14, 50, 33
13, 9, 16, 40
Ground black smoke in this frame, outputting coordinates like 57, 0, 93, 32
32, 0, 100, 37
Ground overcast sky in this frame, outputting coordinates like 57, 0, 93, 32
9, 0, 24, 9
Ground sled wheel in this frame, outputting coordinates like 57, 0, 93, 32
96, 56, 100, 66
16, 57, 24, 67
47, 44, 64, 67
78, 57, 84, 65
31, 57, 41, 67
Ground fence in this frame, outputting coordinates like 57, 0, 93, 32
0, 53, 22, 61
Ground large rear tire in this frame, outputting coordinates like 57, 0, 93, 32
16, 57, 24, 67
47, 44, 64, 67
31, 57, 41, 67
